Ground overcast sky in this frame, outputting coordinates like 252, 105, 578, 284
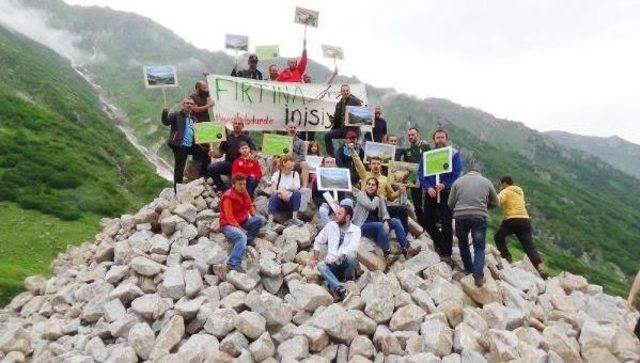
65, 0, 640, 143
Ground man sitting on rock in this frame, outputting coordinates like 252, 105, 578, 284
308, 205, 360, 301
447, 167, 499, 287
219, 173, 266, 273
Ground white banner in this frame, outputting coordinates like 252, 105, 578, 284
205, 74, 368, 132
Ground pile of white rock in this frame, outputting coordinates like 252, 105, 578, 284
1, 178, 639, 363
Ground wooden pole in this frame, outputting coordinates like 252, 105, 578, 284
436, 174, 441, 204
161, 87, 168, 109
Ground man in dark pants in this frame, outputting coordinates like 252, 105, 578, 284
189, 80, 216, 176
364, 106, 387, 143
231, 54, 263, 80
207, 119, 256, 192
417, 129, 462, 259
400, 127, 431, 229
494, 176, 548, 279
324, 84, 363, 157
161, 98, 207, 192
448, 169, 498, 286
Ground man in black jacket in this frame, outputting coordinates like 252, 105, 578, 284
324, 84, 363, 157
231, 54, 263, 80
364, 106, 388, 143
161, 98, 207, 191
206, 119, 257, 191
189, 81, 216, 176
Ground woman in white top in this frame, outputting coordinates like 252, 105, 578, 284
268, 154, 303, 226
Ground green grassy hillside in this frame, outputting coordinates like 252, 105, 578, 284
0, 25, 167, 304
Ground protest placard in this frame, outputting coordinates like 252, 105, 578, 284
225, 34, 249, 51
143, 65, 178, 88
262, 134, 294, 156
321, 44, 344, 60
388, 161, 419, 187
316, 167, 352, 192
195, 122, 227, 144
205, 74, 368, 132
255, 45, 279, 60
422, 146, 453, 176
345, 106, 373, 127
364, 141, 396, 164
294, 7, 319, 27
305, 155, 324, 173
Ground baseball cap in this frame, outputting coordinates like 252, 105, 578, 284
339, 199, 354, 208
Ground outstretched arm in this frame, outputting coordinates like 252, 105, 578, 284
297, 48, 308, 75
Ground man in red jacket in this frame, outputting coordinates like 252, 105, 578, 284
277, 39, 307, 83
219, 174, 266, 273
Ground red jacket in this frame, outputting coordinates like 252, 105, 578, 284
220, 187, 255, 228
276, 49, 308, 83
232, 156, 263, 180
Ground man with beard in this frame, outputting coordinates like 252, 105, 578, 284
308, 205, 360, 301
325, 84, 363, 157
161, 97, 207, 192
417, 128, 463, 261
364, 106, 387, 143
401, 127, 431, 229
188, 81, 216, 175
231, 54, 263, 80
207, 119, 256, 192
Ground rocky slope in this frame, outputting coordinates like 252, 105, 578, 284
1, 178, 639, 363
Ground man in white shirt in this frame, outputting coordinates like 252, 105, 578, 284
308, 205, 361, 301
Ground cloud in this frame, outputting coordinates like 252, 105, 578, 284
0, 0, 88, 63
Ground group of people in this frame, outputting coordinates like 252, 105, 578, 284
160, 60, 549, 299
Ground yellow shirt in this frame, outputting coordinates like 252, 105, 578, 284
498, 185, 529, 220
350, 149, 399, 201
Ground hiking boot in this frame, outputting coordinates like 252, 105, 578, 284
291, 217, 304, 227
212, 264, 229, 280
536, 263, 549, 280
474, 276, 486, 287
228, 264, 245, 273
440, 255, 453, 267
385, 252, 399, 266
335, 285, 351, 302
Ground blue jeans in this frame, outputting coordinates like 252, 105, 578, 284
361, 218, 409, 253
317, 255, 357, 292
267, 190, 302, 214
455, 217, 487, 279
247, 178, 259, 200
222, 215, 266, 266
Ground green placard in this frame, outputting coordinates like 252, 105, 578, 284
255, 45, 279, 60
423, 146, 453, 176
195, 122, 227, 144
262, 134, 293, 156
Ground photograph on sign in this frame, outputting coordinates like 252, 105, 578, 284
305, 155, 324, 173
195, 122, 227, 144
143, 65, 178, 88
294, 6, 319, 27
345, 106, 373, 127
364, 141, 396, 164
255, 45, 279, 60
422, 146, 453, 177
388, 161, 419, 187
321, 44, 344, 60
225, 34, 249, 51
262, 134, 294, 156
316, 167, 352, 192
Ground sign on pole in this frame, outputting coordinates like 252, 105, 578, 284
294, 7, 319, 27
422, 146, 453, 176
255, 45, 279, 60
143, 65, 178, 88
388, 161, 419, 187
321, 44, 344, 60
195, 122, 227, 144
225, 34, 249, 51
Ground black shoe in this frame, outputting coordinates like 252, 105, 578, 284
474, 276, 486, 287
335, 285, 350, 302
